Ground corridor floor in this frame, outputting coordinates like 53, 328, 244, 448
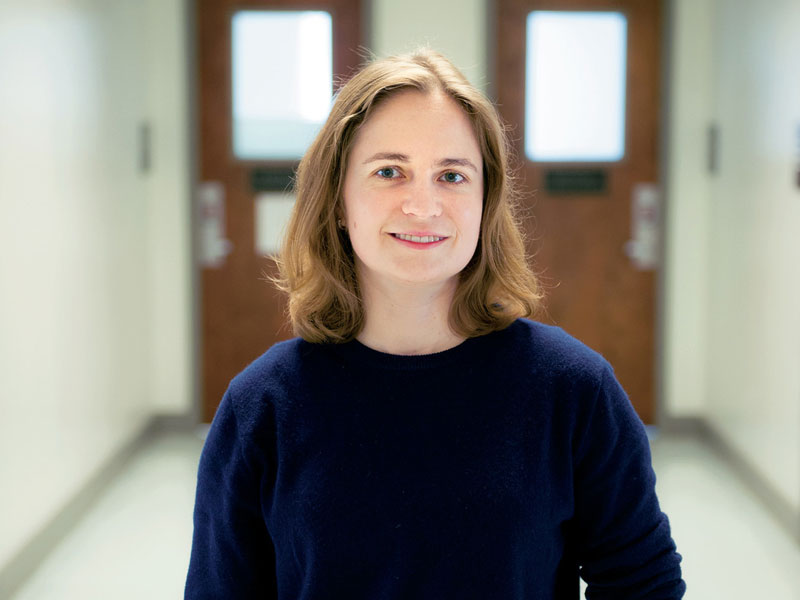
10, 428, 800, 599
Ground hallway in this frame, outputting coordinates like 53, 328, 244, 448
2, 1, 799, 597
9, 429, 800, 599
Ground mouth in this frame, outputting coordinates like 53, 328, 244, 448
390, 233, 448, 244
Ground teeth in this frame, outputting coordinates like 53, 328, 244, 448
395, 234, 444, 243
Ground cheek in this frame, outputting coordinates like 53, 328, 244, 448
346, 196, 379, 234
346, 202, 365, 231
465, 200, 483, 237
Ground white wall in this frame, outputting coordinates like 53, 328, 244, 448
703, 0, 800, 510
143, 0, 193, 413
663, 0, 713, 417
666, 0, 800, 516
0, 0, 191, 571
370, 0, 487, 91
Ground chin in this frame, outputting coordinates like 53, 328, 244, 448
392, 269, 462, 287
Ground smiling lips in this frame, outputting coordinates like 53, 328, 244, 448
391, 233, 448, 244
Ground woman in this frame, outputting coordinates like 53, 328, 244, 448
185, 48, 685, 599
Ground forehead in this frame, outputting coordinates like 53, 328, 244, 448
350, 89, 482, 159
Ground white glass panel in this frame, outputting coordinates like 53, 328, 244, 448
232, 11, 333, 160
525, 11, 627, 162
255, 192, 296, 255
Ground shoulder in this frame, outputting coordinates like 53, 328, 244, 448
504, 321, 644, 455
501, 318, 613, 384
220, 337, 315, 435
228, 336, 309, 399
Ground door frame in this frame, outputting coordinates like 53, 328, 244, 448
186, 0, 369, 423
485, 0, 676, 426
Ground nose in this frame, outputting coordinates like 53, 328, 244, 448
401, 180, 442, 218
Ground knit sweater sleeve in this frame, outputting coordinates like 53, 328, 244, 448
184, 388, 278, 599
573, 365, 685, 599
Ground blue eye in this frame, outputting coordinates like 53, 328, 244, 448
441, 171, 465, 184
376, 167, 399, 179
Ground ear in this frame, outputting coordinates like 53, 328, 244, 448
335, 204, 347, 230
335, 197, 348, 227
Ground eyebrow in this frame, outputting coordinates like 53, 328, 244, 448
362, 152, 479, 173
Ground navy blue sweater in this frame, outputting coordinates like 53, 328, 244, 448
185, 319, 685, 599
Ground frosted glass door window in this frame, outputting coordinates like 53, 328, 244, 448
232, 11, 333, 160
525, 11, 627, 162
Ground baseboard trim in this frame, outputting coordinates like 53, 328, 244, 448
0, 413, 195, 598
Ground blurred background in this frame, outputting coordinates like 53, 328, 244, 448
0, 0, 799, 597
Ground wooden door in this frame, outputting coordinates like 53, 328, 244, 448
195, 0, 362, 422
495, 0, 663, 423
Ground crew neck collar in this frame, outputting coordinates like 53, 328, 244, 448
327, 331, 491, 371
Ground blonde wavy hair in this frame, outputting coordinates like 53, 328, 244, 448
273, 48, 542, 343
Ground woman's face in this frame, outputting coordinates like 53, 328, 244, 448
342, 89, 484, 291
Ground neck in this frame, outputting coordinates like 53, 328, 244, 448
356, 275, 465, 356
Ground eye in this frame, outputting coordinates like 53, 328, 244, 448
375, 167, 401, 180
440, 171, 466, 184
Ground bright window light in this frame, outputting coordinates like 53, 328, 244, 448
525, 11, 628, 162
232, 11, 333, 160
